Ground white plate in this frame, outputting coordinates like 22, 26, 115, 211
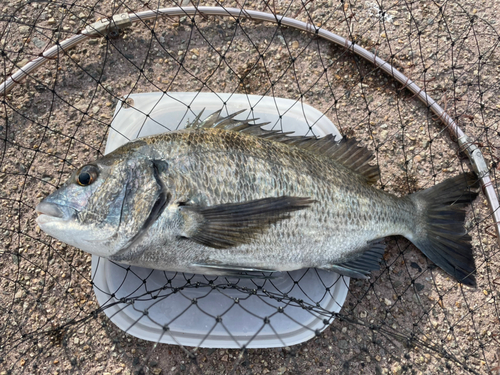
92, 92, 349, 348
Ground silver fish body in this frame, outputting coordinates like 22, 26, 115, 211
36, 111, 478, 285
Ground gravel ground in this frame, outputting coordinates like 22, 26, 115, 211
0, 0, 499, 374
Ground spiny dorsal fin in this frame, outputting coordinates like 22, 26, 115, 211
185, 109, 272, 130
187, 109, 379, 184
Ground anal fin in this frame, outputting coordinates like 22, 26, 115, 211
322, 240, 386, 279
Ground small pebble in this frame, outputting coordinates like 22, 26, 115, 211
32, 37, 45, 48
392, 364, 402, 375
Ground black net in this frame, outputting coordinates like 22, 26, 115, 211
1, 0, 499, 374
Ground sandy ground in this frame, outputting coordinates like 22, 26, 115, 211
0, 0, 499, 374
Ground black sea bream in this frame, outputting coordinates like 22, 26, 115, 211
36, 110, 478, 286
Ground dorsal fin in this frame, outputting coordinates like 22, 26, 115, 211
186, 109, 380, 184
185, 109, 272, 131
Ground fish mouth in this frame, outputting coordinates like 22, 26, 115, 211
36, 201, 65, 218
36, 201, 74, 225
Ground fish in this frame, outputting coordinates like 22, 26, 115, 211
35, 109, 479, 286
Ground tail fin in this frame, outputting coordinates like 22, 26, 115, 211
408, 172, 479, 287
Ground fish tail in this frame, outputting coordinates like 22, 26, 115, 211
408, 172, 479, 286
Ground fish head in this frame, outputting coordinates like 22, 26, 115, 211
36, 141, 169, 258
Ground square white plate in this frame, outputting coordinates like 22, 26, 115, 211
92, 92, 349, 348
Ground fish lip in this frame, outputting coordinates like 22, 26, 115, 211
36, 201, 65, 219
35, 202, 76, 225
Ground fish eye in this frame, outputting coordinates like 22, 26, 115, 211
76, 165, 99, 186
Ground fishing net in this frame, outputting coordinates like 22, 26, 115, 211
1, 0, 499, 374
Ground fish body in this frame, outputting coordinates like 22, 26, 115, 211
36, 111, 478, 285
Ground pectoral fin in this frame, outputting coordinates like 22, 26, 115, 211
180, 196, 315, 249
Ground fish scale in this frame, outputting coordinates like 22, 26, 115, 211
129, 128, 413, 270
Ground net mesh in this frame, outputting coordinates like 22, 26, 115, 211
1, 0, 499, 374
